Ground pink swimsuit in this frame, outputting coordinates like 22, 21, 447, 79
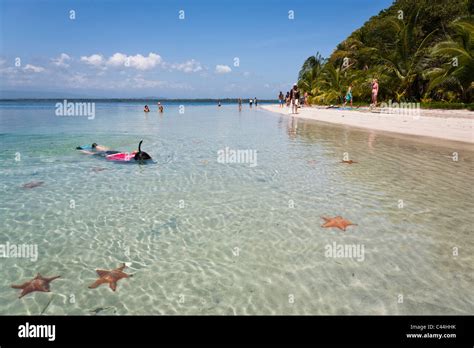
372, 82, 379, 96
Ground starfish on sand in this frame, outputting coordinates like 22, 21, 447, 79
22, 181, 44, 189
11, 274, 61, 298
89, 263, 133, 292
321, 216, 357, 231
341, 160, 357, 164
91, 167, 107, 173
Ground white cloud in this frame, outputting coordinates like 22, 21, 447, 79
52, 53, 71, 67
80, 54, 105, 67
107, 52, 162, 70
215, 65, 232, 74
23, 64, 45, 73
79, 52, 204, 73
167, 59, 202, 73
107, 53, 127, 67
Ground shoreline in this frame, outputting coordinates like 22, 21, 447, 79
261, 104, 474, 146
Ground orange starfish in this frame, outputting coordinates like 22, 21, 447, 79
11, 274, 61, 298
88, 263, 132, 292
321, 216, 357, 231
341, 160, 358, 164
22, 181, 44, 189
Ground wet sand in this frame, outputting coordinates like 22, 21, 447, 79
261, 104, 474, 145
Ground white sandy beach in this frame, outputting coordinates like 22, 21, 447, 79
262, 104, 474, 145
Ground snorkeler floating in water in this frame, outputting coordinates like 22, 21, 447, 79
76, 140, 152, 163
105, 140, 152, 162
133, 140, 152, 161
76, 143, 120, 157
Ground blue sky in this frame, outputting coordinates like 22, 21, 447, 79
0, 0, 393, 98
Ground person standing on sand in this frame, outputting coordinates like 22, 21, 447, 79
238, 98, 242, 111
278, 91, 284, 107
304, 91, 309, 106
249, 98, 253, 107
370, 78, 379, 108
285, 92, 290, 107
343, 84, 353, 108
290, 84, 300, 114
254, 97, 258, 107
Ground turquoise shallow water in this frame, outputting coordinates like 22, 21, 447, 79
0, 101, 473, 315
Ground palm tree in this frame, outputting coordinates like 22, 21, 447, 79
297, 52, 326, 100
376, 9, 437, 101
312, 63, 345, 104
425, 19, 474, 103
298, 52, 326, 81
331, 26, 379, 70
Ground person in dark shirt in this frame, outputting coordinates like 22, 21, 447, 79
290, 84, 300, 114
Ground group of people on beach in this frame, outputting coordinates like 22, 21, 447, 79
141, 78, 379, 114
232, 98, 259, 111
279, 78, 379, 110
341, 78, 378, 108
279, 84, 301, 114
144, 102, 164, 113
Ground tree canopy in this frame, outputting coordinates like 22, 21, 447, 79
298, 0, 473, 105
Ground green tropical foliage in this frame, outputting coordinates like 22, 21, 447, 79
297, 53, 326, 98
297, 0, 473, 106
425, 20, 474, 102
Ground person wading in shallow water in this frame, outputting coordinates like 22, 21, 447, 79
290, 84, 300, 114
238, 98, 242, 111
278, 91, 284, 108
